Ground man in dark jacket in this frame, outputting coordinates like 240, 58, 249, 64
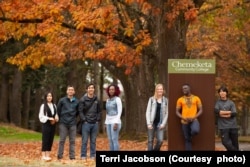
78, 83, 101, 160
57, 85, 79, 160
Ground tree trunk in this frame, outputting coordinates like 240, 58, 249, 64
241, 104, 249, 136
66, 60, 89, 99
9, 68, 22, 126
101, 5, 190, 135
33, 89, 43, 131
99, 65, 105, 134
21, 86, 30, 128
102, 51, 155, 136
157, 19, 188, 84
0, 63, 9, 122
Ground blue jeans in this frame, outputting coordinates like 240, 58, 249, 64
57, 123, 76, 159
106, 123, 121, 151
81, 122, 98, 158
220, 128, 239, 151
147, 124, 164, 151
182, 119, 200, 151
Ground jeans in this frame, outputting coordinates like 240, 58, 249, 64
147, 124, 164, 151
57, 123, 76, 159
182, 119, 200, 151
81, 122, 99, 158
106, 123, 121, 151
220, 128, 239, 151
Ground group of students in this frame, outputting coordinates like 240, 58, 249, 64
38, 83, 122, 161
147, 83, 239, 151
39, 82, 239, 161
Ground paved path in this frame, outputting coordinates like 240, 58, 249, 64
216, 142, 250, 151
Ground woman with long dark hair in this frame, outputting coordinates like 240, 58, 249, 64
39, 92, 59, 161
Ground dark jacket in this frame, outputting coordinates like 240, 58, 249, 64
78, 94, 101, 123
57, 96, 79, 126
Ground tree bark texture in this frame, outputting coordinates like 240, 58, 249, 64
21, 86, 31, 128
9, 68, 22, 126
0, 63, 9, 122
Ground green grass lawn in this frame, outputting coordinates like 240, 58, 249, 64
0, 123, 59, 142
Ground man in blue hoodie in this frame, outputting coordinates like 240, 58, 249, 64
57, 85, 79, 160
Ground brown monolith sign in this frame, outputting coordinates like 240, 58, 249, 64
168, 59, 215, 150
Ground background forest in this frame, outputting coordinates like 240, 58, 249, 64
0, 0, 250, 137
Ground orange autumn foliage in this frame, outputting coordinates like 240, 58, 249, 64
186, 0, 250, 105
0, 0, 154, 75
0, 0, 199, 75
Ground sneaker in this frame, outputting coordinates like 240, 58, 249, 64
41, 156, 51, 161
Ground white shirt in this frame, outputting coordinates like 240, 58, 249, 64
38, 103, 58, 123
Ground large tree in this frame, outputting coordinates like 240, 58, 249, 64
0, 0, 207, 134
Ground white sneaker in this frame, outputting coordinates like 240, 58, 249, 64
41, 156, 51, 161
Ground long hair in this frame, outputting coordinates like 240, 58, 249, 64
106, 84, 121, 97
153, 83, 165, 98
43, 92, 54, 115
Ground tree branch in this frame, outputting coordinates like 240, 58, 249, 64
0, 17, 136, 48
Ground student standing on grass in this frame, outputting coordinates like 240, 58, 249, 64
57, 85, 79, 160
214, 85, 239, 151
39, 91, 59, 161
